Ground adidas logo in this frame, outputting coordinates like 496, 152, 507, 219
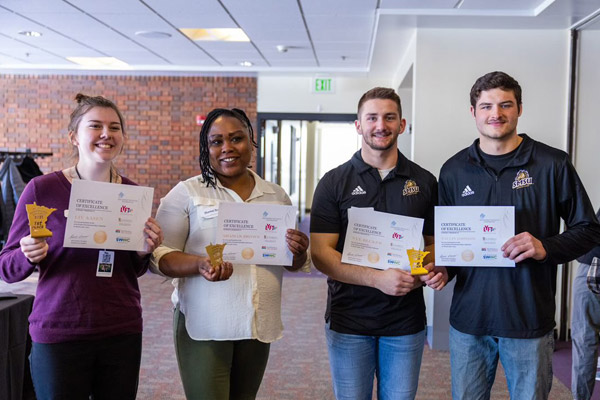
351, 185, 367, 196
461, 185, 475, 197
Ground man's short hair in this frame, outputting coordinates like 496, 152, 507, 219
470, 71, 522, 109
357, 87, 402, 118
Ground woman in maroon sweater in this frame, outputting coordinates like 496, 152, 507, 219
0, 94, 162, 400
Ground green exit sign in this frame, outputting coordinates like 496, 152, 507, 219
314, 78, 334, 93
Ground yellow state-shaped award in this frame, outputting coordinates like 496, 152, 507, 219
26, 202, 57, 238
205, 243, 226, 268
407, 248, 430, 276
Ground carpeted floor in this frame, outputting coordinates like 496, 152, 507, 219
0, 270, 585, 399
136, 272, 575, 400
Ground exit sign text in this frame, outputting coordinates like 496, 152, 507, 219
313, 78, 334, 93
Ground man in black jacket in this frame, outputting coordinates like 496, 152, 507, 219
438, 71, 600, 399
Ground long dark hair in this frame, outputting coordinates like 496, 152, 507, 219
199, 108, 257, 188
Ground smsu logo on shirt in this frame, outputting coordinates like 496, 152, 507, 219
512, 169, 533, 190
402, 180, 420, 196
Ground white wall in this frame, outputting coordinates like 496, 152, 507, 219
257, 75, 391, 114
412, 29, 570, 178
397, 85, 413, 160
574, 29, 600, 210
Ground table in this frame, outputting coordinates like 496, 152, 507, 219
0, 293, 34, 400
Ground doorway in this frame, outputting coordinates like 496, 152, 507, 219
257, 113, 357, 221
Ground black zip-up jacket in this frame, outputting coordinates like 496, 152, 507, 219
439, 134, 600, 338
578, 209, 600, 265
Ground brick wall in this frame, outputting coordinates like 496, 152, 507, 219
0, 74, 257, 210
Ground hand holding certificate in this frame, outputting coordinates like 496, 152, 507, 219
435, 206, 515, 267
63, 180, 154, 252
341, 207, 425, 271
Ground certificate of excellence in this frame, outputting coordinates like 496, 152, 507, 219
63, 180, 154, 251
435, 206, 515, 267
215, 202, 296, 266
341, 207, 424, 271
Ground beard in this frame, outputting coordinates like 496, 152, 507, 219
362, 131, 398, 151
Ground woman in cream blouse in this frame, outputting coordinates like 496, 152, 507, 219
152, 108, 310, 399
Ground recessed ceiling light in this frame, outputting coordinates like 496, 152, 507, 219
239, 61, 253, 67
180, 28, 250, 42
18, 31, 42, 37
135, 31, 172, 39
66, 57, 130, 68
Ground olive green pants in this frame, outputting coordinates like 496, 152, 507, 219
173, 307, 270, 400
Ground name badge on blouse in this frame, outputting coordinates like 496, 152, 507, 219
202, 207, 219, 219
97, 250, 115, 278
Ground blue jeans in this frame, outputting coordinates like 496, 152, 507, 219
325, 324, 425, 400
30, 333, 142, 400
449, 326, 553, 400
571, 262, 600, 400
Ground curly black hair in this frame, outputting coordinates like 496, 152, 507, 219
199, 108, 258, 188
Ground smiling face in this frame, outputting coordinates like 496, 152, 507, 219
69, 106, 124, 165
355, 98, 406, 152
207, 116, 252, 183
471, 88, 522, 142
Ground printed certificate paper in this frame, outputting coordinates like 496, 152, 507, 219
342, 207, 424, 271
63, 180, 154, 251
216, 202, 296, 266
435, 206, 515, 267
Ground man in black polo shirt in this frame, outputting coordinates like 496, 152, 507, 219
310, 87, 447, 400
438, 71, 600, 399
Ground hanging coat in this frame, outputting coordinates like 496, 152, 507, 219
0, 158, 26, 244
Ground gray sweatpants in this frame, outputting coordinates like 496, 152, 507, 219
571, 262, 600, 400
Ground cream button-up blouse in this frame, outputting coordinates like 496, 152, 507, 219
153, 170, 310, 343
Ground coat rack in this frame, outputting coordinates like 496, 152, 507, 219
0, 148, 53, 160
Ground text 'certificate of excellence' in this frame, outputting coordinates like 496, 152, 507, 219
341, 207, 424, 271
216, 202, 296, 266
64, 180, 154, 251
435, 206, 515, 267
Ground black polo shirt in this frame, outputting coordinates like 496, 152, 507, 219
310, 150, 437, 336
439, 134, 600, 338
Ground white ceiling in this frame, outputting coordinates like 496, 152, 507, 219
0, 0, 598, 74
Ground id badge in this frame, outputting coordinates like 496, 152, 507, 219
97, 250, 115, 277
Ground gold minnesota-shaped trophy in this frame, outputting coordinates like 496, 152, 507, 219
26, 202, 57, 238
205, 243, 226, 268
406, 248, 430, 276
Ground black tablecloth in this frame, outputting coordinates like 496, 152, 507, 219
0, 293, 34, 400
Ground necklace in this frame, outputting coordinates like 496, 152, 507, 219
74, 164, 113, 183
